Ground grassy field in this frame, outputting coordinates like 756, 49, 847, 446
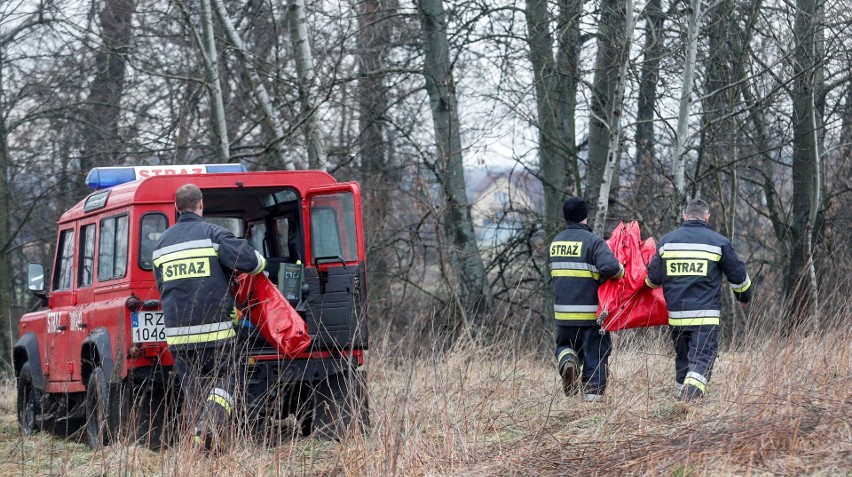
0, 329, 849, 476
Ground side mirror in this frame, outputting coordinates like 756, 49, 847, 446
27, 263, 45, 292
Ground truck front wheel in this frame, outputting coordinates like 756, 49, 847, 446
16, 362, 42, 436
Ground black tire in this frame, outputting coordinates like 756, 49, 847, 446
16, 362, 42, 436
86, 367, 129, 449
309, 369, 369, 440
294, 393, 314, 438
134, 384, 168, 450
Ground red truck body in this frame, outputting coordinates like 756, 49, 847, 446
15, 166, 369, 447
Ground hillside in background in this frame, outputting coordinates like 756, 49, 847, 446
1, 324, 848, 476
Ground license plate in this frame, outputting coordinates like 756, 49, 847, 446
131, 311, 166, 343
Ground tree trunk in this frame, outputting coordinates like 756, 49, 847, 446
556, 0, 584, 198
0, 97, 11, 365
525, 0, 567, 243
593, 0, 634, 234
786, 0, 823, 327
357, 0, 393, 302
701, 0, 736, 232
288, 0, 325, 169
418, 0, 493, 318
80, 0, 135, 173
199, 0, 230, 162
584, 0, 627, 230
633, 0, 665, 231
667, 0, 702, 230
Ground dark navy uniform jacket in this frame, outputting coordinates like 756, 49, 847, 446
646, 219, 752, 328
549, 223, 624, 327
153, 212, 266, 349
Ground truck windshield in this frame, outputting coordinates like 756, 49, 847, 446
206, 217, 244, 237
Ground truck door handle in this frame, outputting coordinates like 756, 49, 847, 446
57, 325, 68, 331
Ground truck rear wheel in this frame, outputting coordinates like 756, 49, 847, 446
309, 369, 369, 439
134, 384, 169, 450
16, 362, 42, 436
86, 367, 129, 449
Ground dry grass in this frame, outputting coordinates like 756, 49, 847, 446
0, 328, 849, 476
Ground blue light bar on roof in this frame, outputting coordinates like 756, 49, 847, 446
85, 163, 247, 189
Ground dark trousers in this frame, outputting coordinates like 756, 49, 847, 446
170, 341, 238, 438
555, 326, 611, 394
671, 326, 718, 393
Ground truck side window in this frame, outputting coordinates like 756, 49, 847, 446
310, 192, 357, 262
98, 214, 129, 281
311, 208, 341, 259
53, 229, 75, 291
275, 217, 292, 258
139, 213, 167, 270
78, 224, 96, 287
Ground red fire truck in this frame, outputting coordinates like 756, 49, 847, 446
14, 164, 369, 449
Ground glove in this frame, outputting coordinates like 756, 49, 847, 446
230, 306, 243, 325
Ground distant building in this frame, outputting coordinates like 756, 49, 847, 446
468, 169, 543, 247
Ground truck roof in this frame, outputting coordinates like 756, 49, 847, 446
60, 170, 338, 224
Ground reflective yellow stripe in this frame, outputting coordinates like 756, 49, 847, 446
732, 278, 751, 293
551, 270, 601, 280
614, 266, 625, 279
668, 317, 720, 326
153, 247, 218, 267
555, 312, 598, 321
645, 277, 660, 288
661, 250, 721, 261
684, 377, 706, 392
166, 328, 235, 345
558, 349, 577, 362
251, 254, 267, 275
208, 395, 232, 414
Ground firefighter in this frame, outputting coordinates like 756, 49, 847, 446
645, 198, 752, 401
153, 184, 266, 450
550, 197, 624, 402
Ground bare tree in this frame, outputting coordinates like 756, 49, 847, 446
632, 0, 667, 231
356, 0, 396, 294
668, 0, 702, 229
288, 0, 326, 169
585, 0, 629, 230
593, 0, 635, 233
212, 0, 294, 170
418, 0, 493, 320
0, 5, 59, 363
80, 0, 135, 173
199, 0, 230, 161
786, 0, 824, 325
525, 0, 587, 241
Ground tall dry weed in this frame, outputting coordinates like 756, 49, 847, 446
1, 303, 849, 476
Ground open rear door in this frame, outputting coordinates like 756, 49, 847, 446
303, 183, 368, 351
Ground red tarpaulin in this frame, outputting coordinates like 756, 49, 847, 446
233, 273, 311, 358
597, 221, 668, 332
